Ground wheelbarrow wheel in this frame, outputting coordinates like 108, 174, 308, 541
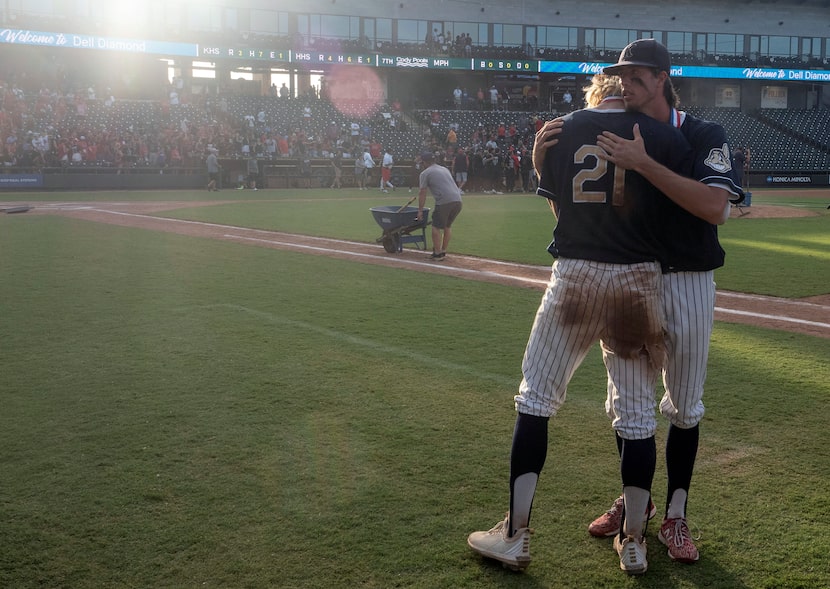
381, 233, 401, 253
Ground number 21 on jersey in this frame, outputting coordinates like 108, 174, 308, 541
572, 145, 624, 205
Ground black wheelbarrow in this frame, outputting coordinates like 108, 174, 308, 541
370, 202, 430, 253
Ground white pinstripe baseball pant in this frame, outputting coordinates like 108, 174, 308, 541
515, 258, 666, 426
604, 270, 715, 437
659, 271, 715, 427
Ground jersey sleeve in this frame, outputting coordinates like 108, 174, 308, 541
536, 173, 557, 202
686, 120, 745, 203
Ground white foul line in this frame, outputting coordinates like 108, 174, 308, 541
714, 307, 830, 329
717, 290, 830, 311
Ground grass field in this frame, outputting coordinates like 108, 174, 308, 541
1, 188, 828, 588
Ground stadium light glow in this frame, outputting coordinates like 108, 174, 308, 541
101, 1, 146, 29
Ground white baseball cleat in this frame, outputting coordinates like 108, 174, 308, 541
614, 534, 648, 575
467, 515, 532, 571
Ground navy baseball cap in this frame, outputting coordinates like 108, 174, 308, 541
603, 39, 671, 75
420, 150, 434, 160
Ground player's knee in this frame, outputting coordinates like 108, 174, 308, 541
660, 405, 704, 429
668, 415, 703, 429
611, 417, 657, 440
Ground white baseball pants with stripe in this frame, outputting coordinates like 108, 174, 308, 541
604, 270, 715, 437
515, 258, 666, 434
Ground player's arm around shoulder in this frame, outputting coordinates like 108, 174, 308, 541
635, 157, 732, 225
546, 198, 559, 219
532, 117, 565, 177
597, 124, 730, 225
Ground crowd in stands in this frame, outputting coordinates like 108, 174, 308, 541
0, 65, 553, 194
417, 108, 545, 193
0, 77, 231, 171
2, 60, 829, 188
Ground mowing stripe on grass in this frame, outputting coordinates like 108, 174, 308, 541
182, 303, 518, 387
720, 237, 830, 260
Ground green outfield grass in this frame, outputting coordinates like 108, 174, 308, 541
0, 189, 828, 588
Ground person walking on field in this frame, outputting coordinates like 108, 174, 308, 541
206, 148, 220, 191
330, 152, 343, 189
467, 73, 695, 576
362, 148, 375, 190
354, 151, 367, 190
245, 154, 259, 190
380, 150, 395, 192
415, 151, 462, 260
452, 147, 469, 194
731, 146, 746, 189
533, 39, 744, 568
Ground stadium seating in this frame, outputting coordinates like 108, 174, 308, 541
684, 106, 830, 172
7, 76, 830, 178
758, 108, 830, 150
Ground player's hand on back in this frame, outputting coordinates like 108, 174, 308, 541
596, 123, 649, 171
533, 118, 564, 175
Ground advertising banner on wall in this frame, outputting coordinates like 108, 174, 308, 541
762, 173, 830, 186
5, 27, 830, 84
715, 85, 741, 108
0, 28, 198, 57
0, 174, 44, 188
761, 85, 788, 108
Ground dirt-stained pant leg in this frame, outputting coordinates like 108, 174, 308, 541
601, 263, 666, 439
659, 271, 715, 428
516, 259, 664, 421
515, 259, 607, 417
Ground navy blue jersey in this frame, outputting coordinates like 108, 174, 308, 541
537, 108, 692, 264
657, 111, 745, 272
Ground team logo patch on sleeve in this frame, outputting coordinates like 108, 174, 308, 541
704, 143, 733, 173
